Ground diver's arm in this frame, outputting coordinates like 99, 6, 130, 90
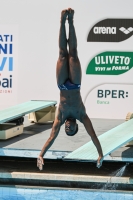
37, 117, 62, 170
82, 114, 103, 167
39, 118, 61, 157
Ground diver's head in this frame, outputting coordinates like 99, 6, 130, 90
65, 118, 78, 136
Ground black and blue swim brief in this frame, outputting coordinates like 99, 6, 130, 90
58, 79, 81, 90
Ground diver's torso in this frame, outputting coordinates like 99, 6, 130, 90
59, 89, 86, 123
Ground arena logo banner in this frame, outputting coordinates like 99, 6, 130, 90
0, 25, 18, 109
87, 19, 133, 42
86, 52, 133, 75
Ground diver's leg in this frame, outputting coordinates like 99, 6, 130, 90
56, 10, 69, 85
68, 8, 82, 84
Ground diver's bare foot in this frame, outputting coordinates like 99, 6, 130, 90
61, 9, 68, 23
68, 8, 74, 22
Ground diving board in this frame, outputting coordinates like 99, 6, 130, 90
0, 100, 57, 140
64, 118, 133, 161
0, 100, 57, 124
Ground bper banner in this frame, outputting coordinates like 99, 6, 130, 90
85, 84, 133, 119
87, 19, 133, 42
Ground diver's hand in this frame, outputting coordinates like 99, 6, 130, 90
97, 155, 103, 168
37, 156, 44, 170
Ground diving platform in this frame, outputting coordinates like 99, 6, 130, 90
0, 100, 57, 139
64, 119, 133, 162
0, 117, 133, 162
0, 100, 57, 124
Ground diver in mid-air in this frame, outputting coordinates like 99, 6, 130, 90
37, 8, 103, 170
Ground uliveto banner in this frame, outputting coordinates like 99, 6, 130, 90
86, 52, 133, 75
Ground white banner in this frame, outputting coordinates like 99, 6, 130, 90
85, 84, 133, 119
0, 0, 133, 120
0, 25, 18, 110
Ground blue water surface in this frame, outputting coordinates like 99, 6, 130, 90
0, 186, 133, 200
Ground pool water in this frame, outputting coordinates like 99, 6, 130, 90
0, 186, 133, 200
